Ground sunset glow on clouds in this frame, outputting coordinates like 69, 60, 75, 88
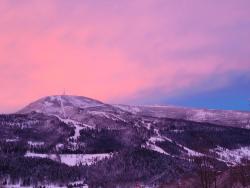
0, 0, 250, 112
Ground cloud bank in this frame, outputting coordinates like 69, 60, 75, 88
0, 0, 250, 112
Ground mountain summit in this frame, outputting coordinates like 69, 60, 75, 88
18, 95, 103, 116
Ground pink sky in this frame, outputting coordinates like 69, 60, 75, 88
0, 0, 250, 113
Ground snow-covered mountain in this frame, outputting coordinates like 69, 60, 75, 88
19, 95, 104, 115
116, 104, 250, 129
19, 95, 250, 129
1, 95, 250, 187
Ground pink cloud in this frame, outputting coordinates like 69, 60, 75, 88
0, 0, 250, 112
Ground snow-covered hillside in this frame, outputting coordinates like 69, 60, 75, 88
115, 104, 250, 129
19, 95, 250, 129
18, 95, 104, 116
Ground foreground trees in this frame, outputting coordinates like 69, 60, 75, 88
194, 157, 219, 188
194, 156, 250, 188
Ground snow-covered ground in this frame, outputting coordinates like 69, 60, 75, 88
114, 104, 141, 114
211, 146, 250, 165
46, 95, 103, 109
68, 181, 88, 188
60, 153, 111, 166
149, 136, 165, 143
143, 129, 203, 157
2, 183, 88, 188
142, 142, 170, 155
24, 152, 112, 166
162, 137, 203, 157
6, 138, 19, 142
27, 141, 44, 147
188, 110, 217, 122
87, 111, 127, 122
2, 120, 39, 129
54, 115, 93, 140
19, 95, 105, 118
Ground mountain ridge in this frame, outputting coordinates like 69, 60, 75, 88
18, 95, 250, 129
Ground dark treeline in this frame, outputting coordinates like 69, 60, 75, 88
0, 148, 195, 187
161, 122, 250, 153
77, 128, 150, 154
86, 148, 195, 187
0, 141, 28, 155
0, 154, 84, 186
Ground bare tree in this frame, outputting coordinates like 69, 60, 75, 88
194, 156, 218, 188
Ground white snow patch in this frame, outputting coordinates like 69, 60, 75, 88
211, 146, 250, 165
68, 181, 88, 188
55, 115, 93, 140
65, 96, 102, 108
189, 110, 216, 121
110, 114, 127, 122
25, 152, 47, 158
6, 138, 19, 142
24, 152, 112, 166
60, 153, 111, 166
183, 146, 203, 157
149, 136, 165, 143
88, 111, 110, 119
142, 142, 170, 155
114, 105, 141, 114
73, 124, 83, 140
151, 129, 203, 157
27, 141, 44, 146
44, 101, 53, 107
49, 95, 104, 109
87, 111, 127, 122
143, 134, 170, 155
145, 122, 151, 130
55, 143, 64, 150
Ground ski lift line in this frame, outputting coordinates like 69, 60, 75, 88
59, 95, 66, 119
